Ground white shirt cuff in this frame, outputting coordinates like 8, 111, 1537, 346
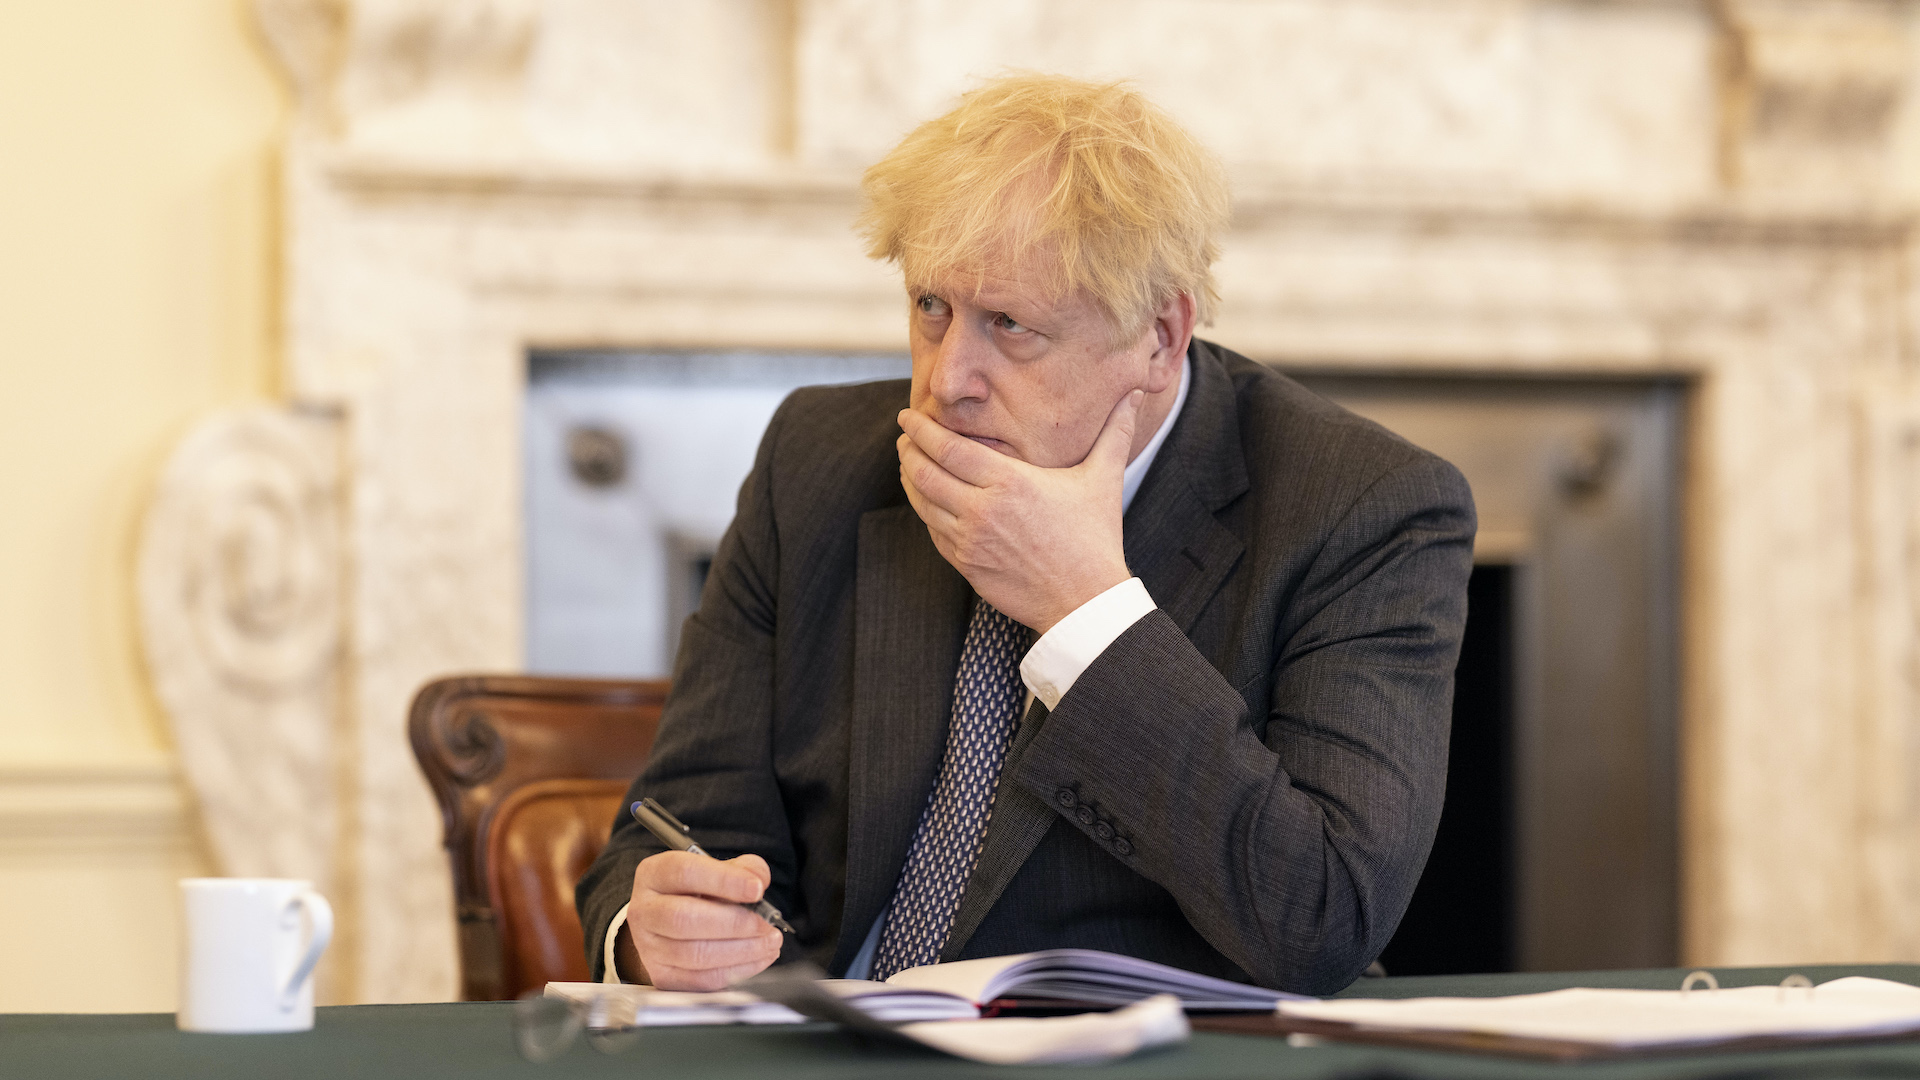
603, 902, 631, 984
1019, 577, 1157, 710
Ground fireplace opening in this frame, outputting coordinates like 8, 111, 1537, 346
1297, 371, 1683, 975
524, 349, 907, 677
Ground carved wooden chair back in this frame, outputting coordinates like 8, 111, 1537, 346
408, 675, 666, 1000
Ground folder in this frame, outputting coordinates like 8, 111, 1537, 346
1198, 972, 1920, 1062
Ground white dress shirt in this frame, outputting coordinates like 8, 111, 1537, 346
607, 358, 1192, 983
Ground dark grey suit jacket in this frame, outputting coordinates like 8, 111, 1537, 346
577, 339, 1475, 995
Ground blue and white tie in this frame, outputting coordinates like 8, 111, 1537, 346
870, 598, 1029, 980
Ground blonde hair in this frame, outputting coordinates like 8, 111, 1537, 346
856, 73, 1231, 340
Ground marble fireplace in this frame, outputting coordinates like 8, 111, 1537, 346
137, 0, 1920, 1001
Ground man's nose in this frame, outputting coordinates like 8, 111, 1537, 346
926, 315, 992, 405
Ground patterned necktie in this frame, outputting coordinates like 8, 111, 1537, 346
870, 598, 1030, 980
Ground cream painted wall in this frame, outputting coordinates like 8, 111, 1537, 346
0, 0, 285, 1010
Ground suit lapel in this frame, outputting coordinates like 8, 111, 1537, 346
1126, 340, 1248, 633
939, 342, 1251, 959
1125, 478, 1244, 636
834, 504, 970, 975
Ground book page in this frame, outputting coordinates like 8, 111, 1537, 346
884, 949, 1301, 1008
884, 954, 1034, 1004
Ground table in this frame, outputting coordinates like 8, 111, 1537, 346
11, 965, 1920, 1080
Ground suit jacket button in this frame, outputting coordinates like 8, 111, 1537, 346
1113, 838, 1134, 856
1075, 806, 1096, 825
1095, 822, 1115, 841
1056, 787, 1076, 808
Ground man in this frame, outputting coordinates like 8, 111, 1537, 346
576, 74, 1475, 996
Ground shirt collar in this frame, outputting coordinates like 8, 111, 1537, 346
1121, 354, 1191, 514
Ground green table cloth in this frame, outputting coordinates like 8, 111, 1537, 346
10, 965, 1920, 1079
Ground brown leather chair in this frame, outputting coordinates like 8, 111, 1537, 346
409, 674, 666, 1000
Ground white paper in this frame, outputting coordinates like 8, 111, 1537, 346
1278, 976, 1920, 1049
898, 994, 1190, 1065
546, 983, 801, 1026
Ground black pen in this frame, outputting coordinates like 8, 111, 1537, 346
631, 798, 795, 934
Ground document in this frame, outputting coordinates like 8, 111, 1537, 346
1273, 976, 1920, 1059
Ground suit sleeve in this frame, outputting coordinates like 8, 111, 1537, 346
574, 399, 794, 980
1006, 453, 1475, 995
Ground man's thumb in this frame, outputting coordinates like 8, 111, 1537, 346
1086, 389, 1144, 472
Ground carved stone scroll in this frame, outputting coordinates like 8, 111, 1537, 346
137, 408, 343, 893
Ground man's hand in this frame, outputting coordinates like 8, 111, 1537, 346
627, 851, 783, 991
897, 390, 1142, 633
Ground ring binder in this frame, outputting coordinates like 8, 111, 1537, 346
1679, 970, 1820, 1003
1256, 971, 1920, 1061
1681, 970, 1719, 995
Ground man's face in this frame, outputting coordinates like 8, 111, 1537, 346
906, 266, 1159, 469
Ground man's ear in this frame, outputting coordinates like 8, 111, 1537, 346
1144, 292, 1197, 393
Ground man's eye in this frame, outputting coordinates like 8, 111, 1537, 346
996, 313, 1030, 334
916, 295, 950, 317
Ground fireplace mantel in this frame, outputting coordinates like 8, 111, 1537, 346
133, 0, 1920, 1001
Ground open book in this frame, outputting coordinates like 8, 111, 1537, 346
882, 948, 1305, 1011
740, 963, 1190, 1065
548, 947, 1297, 1027
546, 966, 1195, 1064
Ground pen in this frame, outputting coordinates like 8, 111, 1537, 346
631, 797, 795, 934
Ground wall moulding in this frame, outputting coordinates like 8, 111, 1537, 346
0, 761, 211, 1013
119, 0, 1920, 1001
313, 141, 1920, 241
0, 762, 193, 849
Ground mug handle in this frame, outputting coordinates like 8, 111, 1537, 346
279, 889, 335, 1011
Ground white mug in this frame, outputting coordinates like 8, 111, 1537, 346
177, 878, 334, 1033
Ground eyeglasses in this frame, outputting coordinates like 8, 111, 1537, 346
512, 989, 645, 1063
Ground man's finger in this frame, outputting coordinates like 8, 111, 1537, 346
712, 954, 783, 988
1080, 389, 1143, 474
638, 850, 766, 904
637, 917, 783, 962
641, 929, 781, 992
730, 853, 772, 890
898, 434, 976, 515
636, 891, 774, 942
899, 438, 964, 533
646, 945, 780, 993
900, 473, 954, 534
898, 409, 1007, 485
